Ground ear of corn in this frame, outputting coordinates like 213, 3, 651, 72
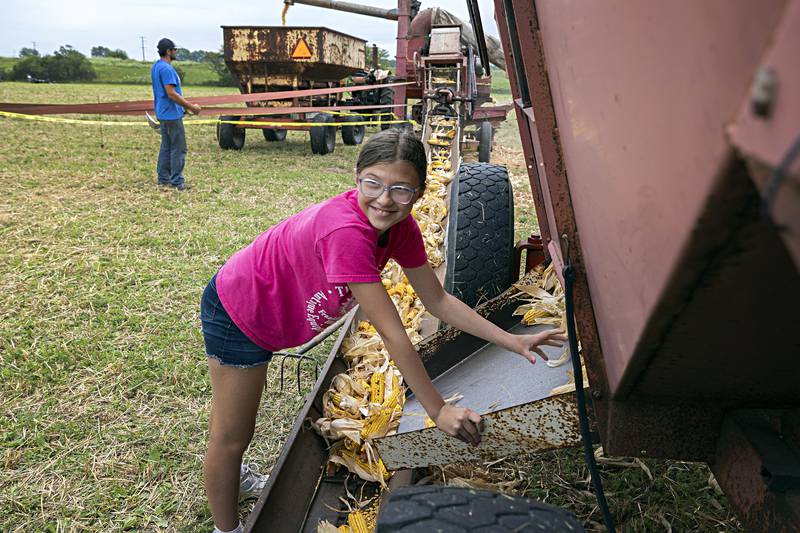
347, 511, 369, 533
369, 372, 384, 405
381, 385, 403, 411
361, 408, 393, 439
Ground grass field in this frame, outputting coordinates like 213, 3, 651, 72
0, 81, 740, 531
0, 56, 220, 85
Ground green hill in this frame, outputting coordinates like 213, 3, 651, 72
0, 56, 221, 86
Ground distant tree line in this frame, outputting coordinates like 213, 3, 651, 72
91, 46, 129, 60
2, 44, 240, 86
10, 45, 96, 82
174, 47, 237, 86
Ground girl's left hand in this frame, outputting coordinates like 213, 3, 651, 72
507, 329, 568, 364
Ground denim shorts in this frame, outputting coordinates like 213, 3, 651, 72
200, 273, 273, 368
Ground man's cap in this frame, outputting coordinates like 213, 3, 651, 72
157, 38, 176, 54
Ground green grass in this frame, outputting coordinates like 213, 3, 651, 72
490, 66, 512, 98
0, 82, 740, 531
90, 57, 220, 86
0, 56, 220, 85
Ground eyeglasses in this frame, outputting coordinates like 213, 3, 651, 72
357, 177, 418, 205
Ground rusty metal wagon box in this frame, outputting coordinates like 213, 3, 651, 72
222, 26, 366, 90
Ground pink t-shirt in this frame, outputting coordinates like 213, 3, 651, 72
216, 189, 428, 351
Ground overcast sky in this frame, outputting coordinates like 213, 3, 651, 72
1, 0, 501, 59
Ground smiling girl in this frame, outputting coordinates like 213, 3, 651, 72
199, 129, 566, 533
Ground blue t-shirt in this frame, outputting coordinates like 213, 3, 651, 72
151, 60, 185, 120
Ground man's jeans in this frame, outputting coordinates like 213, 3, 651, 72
157, 119, 187, 187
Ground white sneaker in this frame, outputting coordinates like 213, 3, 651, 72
212, 523, 243, 533
239, 463, 269, 500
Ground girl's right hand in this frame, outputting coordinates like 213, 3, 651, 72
434, 404, 483, 447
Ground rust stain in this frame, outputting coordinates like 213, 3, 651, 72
223, 26, 366, 90
376, 394, 584, 469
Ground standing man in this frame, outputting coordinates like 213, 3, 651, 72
152, 38, 201, 191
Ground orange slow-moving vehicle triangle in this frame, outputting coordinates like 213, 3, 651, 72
292, 38, 312, 59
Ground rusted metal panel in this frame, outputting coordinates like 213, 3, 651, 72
631, 158, 800, 403
711, 410, 800, 532
527, 0, 787, 396
728, 0, 800, 268
393, 0, 412, 114
493, 0, 612, 445
470, 103, 512, 122
602, 398, 723, 461
494, 0, 800, 464
377, 393, 583, 470
377, 317, 581, 470
222, 26, 365, 84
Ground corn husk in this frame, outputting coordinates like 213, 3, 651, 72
314, 115, 459, 516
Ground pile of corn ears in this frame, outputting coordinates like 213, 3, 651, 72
315, 119, 458, 532
512, 262, 572, 369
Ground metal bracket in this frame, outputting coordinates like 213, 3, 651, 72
733, 410, 800, 492
271, 314, 348, 394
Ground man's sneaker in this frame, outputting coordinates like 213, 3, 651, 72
239, 463, 269, 500
175, 183, 192, 191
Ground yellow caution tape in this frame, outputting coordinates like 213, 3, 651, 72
322, 110, 396, 117
0, 110, 418, 128
0, 110, 150, 126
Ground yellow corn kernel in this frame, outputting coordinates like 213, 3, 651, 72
377, 458, 390, 480
361, 409, 392, 438
369, 372, 384, 404
347, 511, 369, 533
382, 386, 403, 410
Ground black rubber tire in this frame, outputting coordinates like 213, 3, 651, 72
262, 128, 287, 142
478, 121, 492, 163
379, 85, 396, 130
341, 114, 365, 145
310, 114, 336, 155
217, 116, 245, 150
376, 486, 584, 532
444, 163, 515, 308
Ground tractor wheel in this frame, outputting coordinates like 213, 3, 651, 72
478, 121, 492, 163
378, 84, 396, 130
263, 128, 287, 142
376, 486, 584, 532
217, 116, 245, 150
341, 114, 365, 145
444, 163, 515, 308
310, 114, 336, 155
